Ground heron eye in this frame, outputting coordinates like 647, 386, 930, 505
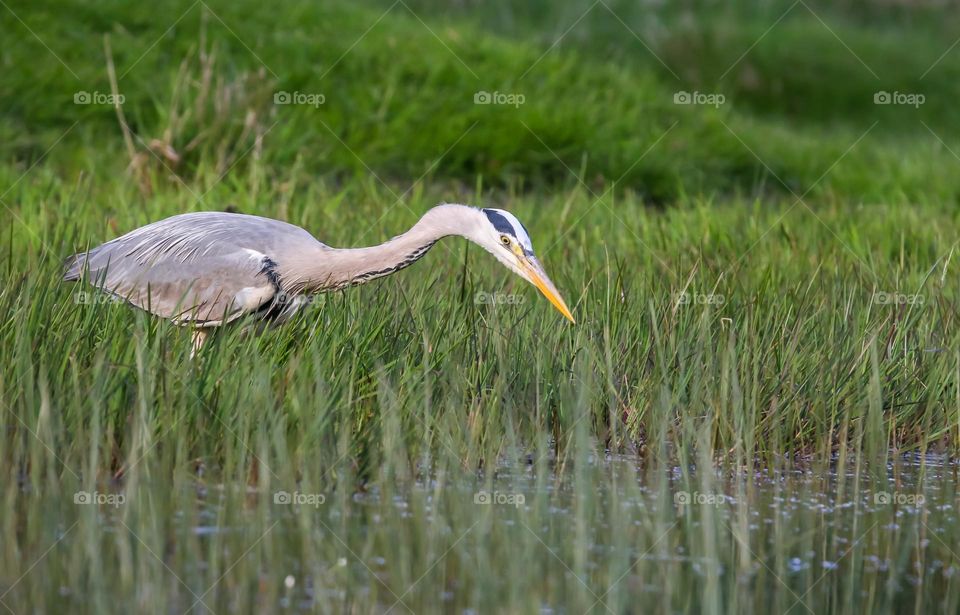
499, 235, 511, 246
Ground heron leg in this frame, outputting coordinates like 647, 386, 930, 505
190, 329, 208, 359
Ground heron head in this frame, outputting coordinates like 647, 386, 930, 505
472, 207, 575, 323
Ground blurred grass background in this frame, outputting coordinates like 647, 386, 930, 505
4, 0, 960, 203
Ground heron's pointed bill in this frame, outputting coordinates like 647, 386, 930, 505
520, 256, 575, 323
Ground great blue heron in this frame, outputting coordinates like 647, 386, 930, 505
64, 204, 574, 354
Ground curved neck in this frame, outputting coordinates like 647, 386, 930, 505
288, 204, 485, 292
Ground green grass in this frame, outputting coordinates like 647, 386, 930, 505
3, 0, 960, 612
5, 0, 960, 202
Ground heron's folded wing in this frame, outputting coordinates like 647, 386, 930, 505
70, 233, 279, 326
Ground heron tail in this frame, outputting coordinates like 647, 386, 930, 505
62, 251, 89, 281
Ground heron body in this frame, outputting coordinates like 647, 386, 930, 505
64, 204, 573, 352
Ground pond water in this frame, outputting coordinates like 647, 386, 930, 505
5, 452, 958, 613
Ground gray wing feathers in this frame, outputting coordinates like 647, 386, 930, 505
64, 212, 323, 326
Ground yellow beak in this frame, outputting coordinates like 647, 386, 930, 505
520, 256, 575, 323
